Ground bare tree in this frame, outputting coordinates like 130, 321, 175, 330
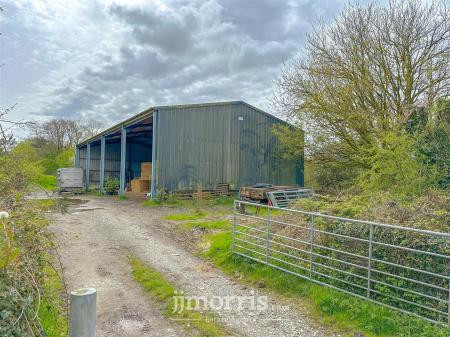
30, 118, 103, 151
81, 118, 102, 139
0, 104, 33, 154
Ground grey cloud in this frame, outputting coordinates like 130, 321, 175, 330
111, 4, 198, 55
218, 0, 292, 41
6, 0, 345, 128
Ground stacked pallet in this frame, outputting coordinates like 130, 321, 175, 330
192, 191, 215, 199
131, 162, 152, 193
215, 183, 229, 196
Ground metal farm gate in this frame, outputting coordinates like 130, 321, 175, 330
231, 200, 450, 326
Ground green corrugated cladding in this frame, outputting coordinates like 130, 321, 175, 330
79, 141, 122, 185
154, 102, 303, 191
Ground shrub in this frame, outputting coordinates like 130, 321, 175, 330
358, 132, 438, 198
104, 176, 119, 195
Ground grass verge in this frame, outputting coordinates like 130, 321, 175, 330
165, 210, 206, 221
129, 256, 232, 337
182, 220, 231, 230
142, 199, 159, 207
204, 232, 450, 337
28, 198, 57, 211
39, 263, 68, 337
143, 196, 236, 209
34, 174, 57, 191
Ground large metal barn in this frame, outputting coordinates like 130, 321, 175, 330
75, 101, 304, 196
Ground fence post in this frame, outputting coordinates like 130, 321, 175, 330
265, 207, 271, 263
232, 201, 237, 254
367, 224, 374, 299
309, 215, 315, 280
69, 287, 96, 337
447, 277, 450, 328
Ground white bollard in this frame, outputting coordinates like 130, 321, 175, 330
69, 288, 97, 337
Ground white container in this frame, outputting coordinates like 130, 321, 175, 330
57, 168, 83, 192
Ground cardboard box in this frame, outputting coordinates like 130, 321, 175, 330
141, 162, 152, 179
131, 178, 150, 193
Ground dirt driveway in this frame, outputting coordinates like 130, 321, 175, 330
50, 195, 335, 337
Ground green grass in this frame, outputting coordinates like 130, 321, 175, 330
39, 264, 68, 337
129, 256, 232, 337
34, 174, 57, 191
28, 198, 57, 211
165, 210, 206, 221
204, 232, 450, 337
147, 195, 236, 209
142, 199, 159, 207
182, 220, 231, 231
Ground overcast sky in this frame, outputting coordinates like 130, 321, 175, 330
1, 0, 346, 132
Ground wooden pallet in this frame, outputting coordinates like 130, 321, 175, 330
215, 183, 230, 196
240, 185, 295, 202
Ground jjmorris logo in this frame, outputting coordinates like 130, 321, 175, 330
172, 290, 269, 314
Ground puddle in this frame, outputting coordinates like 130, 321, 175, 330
72, 207, 104, 213
65, 198, 95, 213
66, 198, 88, 205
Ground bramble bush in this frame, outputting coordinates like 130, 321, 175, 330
1, 142, 67, 336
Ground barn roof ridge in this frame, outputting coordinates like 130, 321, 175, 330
77, 100, 291, 147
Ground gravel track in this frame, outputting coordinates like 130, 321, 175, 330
50, 196, 336, 337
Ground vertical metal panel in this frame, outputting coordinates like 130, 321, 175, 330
104, 142, 121, 179
151, 110, 158, 198
79, 146, 86, 169
75, 147, 80, 168
89, 143, 100, 185
100, 137, 105, 193
79, 141, 121, 187
119, 127, 126, 195
128, 142, 152, 179
155, 102, 300, 191
85, 143, 90, 191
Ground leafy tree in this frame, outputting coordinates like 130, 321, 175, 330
412, 99, 450, 188
358, 132, 439, 197
274, 0, 450, 191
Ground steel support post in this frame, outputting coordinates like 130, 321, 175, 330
265, 207, 271, 263
232, 201, 237, 253
367, 224, 374, 299
309, 215, 315, 279
447, 277, 450, 327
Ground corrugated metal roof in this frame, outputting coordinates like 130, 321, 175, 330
77, 107, 154, 146
76, 101, 291, 147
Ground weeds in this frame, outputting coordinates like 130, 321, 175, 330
203, 232, 450, 337
0, 198, 68, 336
